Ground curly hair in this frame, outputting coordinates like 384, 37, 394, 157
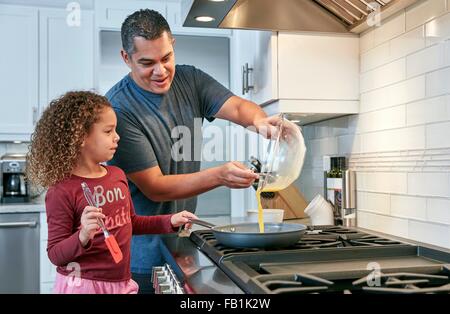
26, 91, 111, 188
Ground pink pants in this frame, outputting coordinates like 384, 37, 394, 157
53, 272, 139, 294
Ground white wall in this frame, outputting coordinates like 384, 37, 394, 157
296, 0, 450, 248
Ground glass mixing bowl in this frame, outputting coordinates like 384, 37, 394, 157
257, 114, 307, 192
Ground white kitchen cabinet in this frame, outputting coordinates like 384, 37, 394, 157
0, 5, 38, 140
230, 29, 276, 214
256, 32, 360, 125
95, 0, 166, 30
40, 212, 56, 294
39, 8, 95, 111
278, 33, 360, 101
95, 0, 231, 36
230, 29, 258, 100
251, 31, 278, 105
230, 29, 278, 105
0, 5, 94, 141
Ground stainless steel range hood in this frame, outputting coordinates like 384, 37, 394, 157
182, 0, 418, 34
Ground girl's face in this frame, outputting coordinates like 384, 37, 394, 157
81, 107, 120, 163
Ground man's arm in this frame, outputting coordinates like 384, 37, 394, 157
127, 162, 258, 202
214, 95, 279, 137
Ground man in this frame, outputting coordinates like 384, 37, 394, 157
106, 9, 277, 293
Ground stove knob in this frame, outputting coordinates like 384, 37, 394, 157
158, 283, 173, 294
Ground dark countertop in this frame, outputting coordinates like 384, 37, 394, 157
0, 191, 46, 213
161, 233, 244, 294
0, 201, 46, 213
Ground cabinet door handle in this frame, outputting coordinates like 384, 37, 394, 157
242, 64, 246, 95
245, 63, 254, 93
0, 221, 38, 228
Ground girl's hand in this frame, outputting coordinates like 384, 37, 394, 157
170, 210, 198, 229
79, 206, 106, 247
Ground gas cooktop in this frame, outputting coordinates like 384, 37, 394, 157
189, 225, 450, 294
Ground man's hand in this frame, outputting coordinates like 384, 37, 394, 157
217, 161, 258, 189
253, 115, 281, 139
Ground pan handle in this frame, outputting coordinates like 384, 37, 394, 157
188, 219, 216, 229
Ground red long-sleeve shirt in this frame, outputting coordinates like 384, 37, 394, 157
45, 165, 176, 282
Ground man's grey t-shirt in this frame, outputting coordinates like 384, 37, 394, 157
106, 64, 233, 273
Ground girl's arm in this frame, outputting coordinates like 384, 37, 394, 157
131, 208, 197, 235
129, 202, 177, 235
46, 186, 91, 266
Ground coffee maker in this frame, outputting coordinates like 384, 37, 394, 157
1, 154, 30, 203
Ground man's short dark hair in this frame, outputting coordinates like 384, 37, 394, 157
121, 9, 172, 55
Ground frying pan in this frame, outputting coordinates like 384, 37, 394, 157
189, 219, 307, 249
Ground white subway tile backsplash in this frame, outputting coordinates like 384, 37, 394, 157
391, 195, 427, 220
426, 67, 450, 96
390, 26, 426, 60
299, 0, 450, 248
446, 39, 450, 64
360, 76, 426, 113
360, 29, 374, 54
357, 105, 406, 133
312, 169, 325, 187
310, 156, 324, 169
358, 211, 410, 238
361, 43, 390, 73
301, 169, 326, 190
315, 123, 331, 139
406, 43, 446, 77
360, 59, 406, 93
426, 12, 450, 45
406, 95, 449, 125
426, 121, 450, 148
361, 126, 425, 152
357, 191, 390, 214
408, 172, 450, 197
406, 0, 447, 31
357, 172, 408, 194
348, 115, 358, 133
408, 220, 450, 248
374, 11, 406, 47
427, 198, 450, 224
329, 117, 350, 137
338, 134, 361, 155
308, 137, 338, 157
302, 125, 315, 140
301, 186, 323, 202
298, 169, 315, 189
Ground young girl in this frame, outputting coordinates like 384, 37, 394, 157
26, 91, 197, 294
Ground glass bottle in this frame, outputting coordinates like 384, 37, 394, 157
328, 157, 337, 178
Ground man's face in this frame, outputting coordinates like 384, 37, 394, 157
121, 31, 175, 94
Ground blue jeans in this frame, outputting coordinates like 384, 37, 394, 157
132, 272, 154, 294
